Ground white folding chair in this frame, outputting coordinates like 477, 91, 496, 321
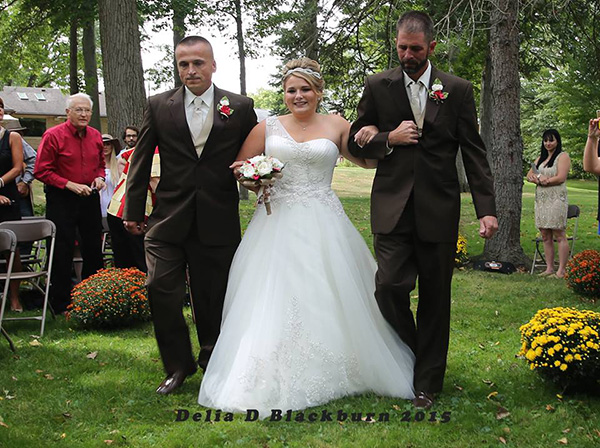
0, 228, 18, 351
0, 219, 57, 337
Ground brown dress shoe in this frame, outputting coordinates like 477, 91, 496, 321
156, 370, 193, 395
412, 391, 434, 409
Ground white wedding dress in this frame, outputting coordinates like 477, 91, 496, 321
198, 117, 415, 417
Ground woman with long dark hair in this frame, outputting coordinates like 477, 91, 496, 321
0, 97, 24, 311
526, 129, 571, 277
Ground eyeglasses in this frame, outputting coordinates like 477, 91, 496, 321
71, 108, 92, 115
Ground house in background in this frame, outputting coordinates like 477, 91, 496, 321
0, 86, 108, 149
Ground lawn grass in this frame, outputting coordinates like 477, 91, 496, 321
2, 168, 599, 447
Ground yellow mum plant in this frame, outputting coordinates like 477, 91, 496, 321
67, 268, 151, 328
455, 234, 468, 266
519, 307, 600, 390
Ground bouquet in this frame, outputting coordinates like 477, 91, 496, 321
518, 307, 600, 391
238, 155, 284, 215
67, 268, 151, 328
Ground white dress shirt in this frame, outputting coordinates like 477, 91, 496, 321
184, 84, 214, 138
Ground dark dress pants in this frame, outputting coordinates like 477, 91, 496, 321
45, 187, 103, 313
373, 195, 456, 394
107, 213, 147, 272
145, 229, 238, 376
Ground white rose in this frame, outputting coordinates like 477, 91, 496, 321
431, 83, 443, 92
248, 155, 264, 165
256, 160, 273, 176
241, 164, 257, 178
270, 157, 284, 170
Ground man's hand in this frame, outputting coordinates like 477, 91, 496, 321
229, 160, 244, 180
354, 125, 379, 147
479, 215, 498, 239
16, 181, 30, 197
92, 177, 106, 191
123, 220, 146, 235
387, 120, 419, 147
0, 194, 12, 206
65, 181, 93, 196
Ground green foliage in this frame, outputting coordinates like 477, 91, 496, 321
248, 87, 283, 113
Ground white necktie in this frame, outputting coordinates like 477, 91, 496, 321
192, 97, 207, 139
409, 81, 424, 136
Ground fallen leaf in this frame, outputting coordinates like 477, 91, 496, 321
487, 391, 499, 400
60, 433, 66, 439
557, 437, 568, 445
594, 429, 600, 437
29, 340, 42, 347
0, 421, 8, 428
479, 343, 486, 349
86, 351, 98, 360
392, 405, 401, 411
562, 428, 571, 434
503, 427, 511, 434
62, 413, 72, 419
99, 362, 107, 367
11, 377, 17, 381
30, 335, 40, 339
482, 379, 495, 387
495, 310, 499, 316
44, 374, 54, 380
546, 404, 555, 412
454, 384, 464, 391
499, 436, 507, 444
494, 341, 500, 346
104, 440, 113, 445
109, 429, 119, 434
35, 369, 43, 373
496, 406, 510, 420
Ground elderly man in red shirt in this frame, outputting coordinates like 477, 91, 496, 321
34, 93, 106, 314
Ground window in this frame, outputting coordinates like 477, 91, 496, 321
17, 92, 29, 100
34, 93, 47, 101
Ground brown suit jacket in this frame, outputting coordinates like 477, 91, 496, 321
349, 65, 496, 243
123, 85, 257, 245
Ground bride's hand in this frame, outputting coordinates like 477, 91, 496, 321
230, 160, 245, 180
354, 125, 379, 147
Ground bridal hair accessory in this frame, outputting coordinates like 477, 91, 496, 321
428, 78, 449, 104
238, 155, 284, 215
217, 96, 234, 119
284, 67, 322, 80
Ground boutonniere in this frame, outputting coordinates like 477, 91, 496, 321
428, 78, 449, 104
217, 96, 234, 119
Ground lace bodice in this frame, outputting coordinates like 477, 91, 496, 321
265, 117, 344, 214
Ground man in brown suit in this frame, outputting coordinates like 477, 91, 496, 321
349, 11, 498, 408
123, 36, 257, 394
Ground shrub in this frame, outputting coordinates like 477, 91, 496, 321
67, 268, 151, 328
565, 250, 600, 298
518, 307, 600, 391
455, 234, 468, 266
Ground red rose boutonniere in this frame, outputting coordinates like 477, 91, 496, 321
428, 78, 449, 104
218, 96, 234, 119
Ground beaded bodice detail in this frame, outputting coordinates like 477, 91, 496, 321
264, 117, 344, 215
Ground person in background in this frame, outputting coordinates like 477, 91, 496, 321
582, 117, 600, 234
100, 134, 120, 218
34, 92, 105, 314
526, 129, 571, 278
0, 96, 25, 312
106, 145, 159, 272
122, 126, 139, 152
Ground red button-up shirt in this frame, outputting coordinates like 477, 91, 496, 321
34, 120, 105, 189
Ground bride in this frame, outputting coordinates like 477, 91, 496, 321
198, 58, 415, 417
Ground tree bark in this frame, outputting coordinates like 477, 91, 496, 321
234, 0, 249, 200
172, 1, 186, 88
69, 18, 79, 95
98, 0, 146, 140
82, 19, 102, 131
304, 0, 319, 59
482, 0, 528, 266
456, 149, 469, 193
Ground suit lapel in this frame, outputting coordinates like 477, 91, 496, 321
200, 86, 226, 160
386, 67, 415, 121
423, 66, 441, 129
168, 87, 196, 157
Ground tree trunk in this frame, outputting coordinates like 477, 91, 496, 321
482, 0, 528, 266
234, 0, 249, 200
69, 18, 79, 95
172, 1, 186, 88
82, 19, 102, 131
456, 149, 469, 193
98, 0, 146, 140
304, 0, 319, 59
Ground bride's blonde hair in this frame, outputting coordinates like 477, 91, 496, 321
282, 58, 325, 104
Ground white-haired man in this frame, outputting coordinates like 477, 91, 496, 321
34, 93, 106, 314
